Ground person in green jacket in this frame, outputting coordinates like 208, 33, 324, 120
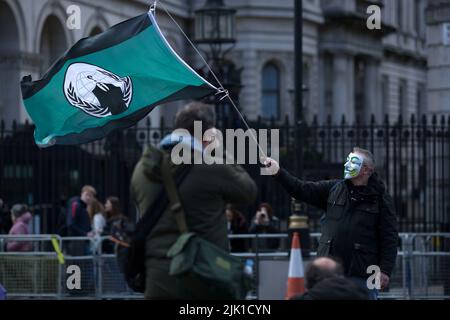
130, 102, 257, 299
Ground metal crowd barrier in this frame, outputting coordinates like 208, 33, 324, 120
0, 233, 449, 299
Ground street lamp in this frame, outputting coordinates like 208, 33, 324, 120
194, 0, 241, 128
194, 0, 236, 45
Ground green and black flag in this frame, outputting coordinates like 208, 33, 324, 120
21, 10, 218, 147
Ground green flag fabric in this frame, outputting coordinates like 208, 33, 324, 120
21, 11, 217, 147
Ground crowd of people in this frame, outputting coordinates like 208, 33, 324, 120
0, 195, 282, 254
226, 203, 282, 252
0, 187, 129, 255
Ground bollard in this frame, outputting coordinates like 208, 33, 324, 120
288, 198, 311, 258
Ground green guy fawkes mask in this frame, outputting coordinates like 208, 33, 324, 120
344, 152, 363, 180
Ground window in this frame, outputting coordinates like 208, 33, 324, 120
40, 16, 68, 73
261, 63, 281, 120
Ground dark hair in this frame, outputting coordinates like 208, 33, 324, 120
305, 257, 344, 290
106, 196, 122, 220
257, 203, 274, 219
174, 102, 216, 135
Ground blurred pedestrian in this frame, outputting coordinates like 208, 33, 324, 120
304, 257, 344, 291
55, 193, 69, 236
66, 185, 96, 255
0, 284, 6, 300
87, 199, 106, 253
291, 257, 369, 300
0, 283, 6, 300
249, 203, 280, 250
264, 147, 398, 299
0, 198, 12, 235
7, 204, 33, 252
102, 196, 127, 254
131, 101, 257, 299
225, 204, 248, 252
88, 199, 106, 237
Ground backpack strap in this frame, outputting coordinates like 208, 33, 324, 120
131, 152, 191, 243
160, 153, 189, 234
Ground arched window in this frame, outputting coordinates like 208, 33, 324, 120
261, 63, 280, 120
89, 26, 103, 36
40, 15, 67, 74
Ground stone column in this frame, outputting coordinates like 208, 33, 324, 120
0, 53, 24, 125
364, 58, 381, 123
332, 53, 355, 123
239, 49, 259, 121
6, 53, 42, 124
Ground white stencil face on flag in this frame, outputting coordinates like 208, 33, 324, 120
63, 62, 133, 118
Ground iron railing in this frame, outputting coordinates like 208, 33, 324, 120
1, 233, 450, 300
1, 114, 449, 233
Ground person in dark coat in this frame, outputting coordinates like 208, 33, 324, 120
297, 277, 370, 300
264, 147, 398, 299
66, 185, 96, 255
0, 198, 12, 235
225, 204, 248, 252
292, 256, 369, 300
249, 203, 280, 251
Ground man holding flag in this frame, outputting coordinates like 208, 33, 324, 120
264, 147, 398, 299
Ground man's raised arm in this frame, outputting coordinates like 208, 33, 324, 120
264, 157, 337, 211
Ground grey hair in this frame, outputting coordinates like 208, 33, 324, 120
11, 204, 29, 218
353, 147, 375, 168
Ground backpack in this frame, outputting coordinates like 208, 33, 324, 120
56, 206, 68, 237
161, 155, 251, 300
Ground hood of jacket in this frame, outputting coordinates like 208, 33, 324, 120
159, 131, 203, 153
139, 131, 202, 183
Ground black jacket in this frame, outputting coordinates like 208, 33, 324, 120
292, 277, 369, 300
66, 197, 90, 237
276, 168, 398, 278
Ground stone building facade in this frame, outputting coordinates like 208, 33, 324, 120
0, 0, 448, 127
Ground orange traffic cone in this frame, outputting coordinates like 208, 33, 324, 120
285, 232, 305, 299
